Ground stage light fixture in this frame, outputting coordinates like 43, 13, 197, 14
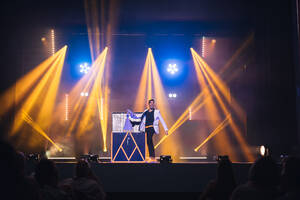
79, 154, 99, 163
80, 92, 89, 97
259, 145, 270, 157
159, 155, 172, 164
260, 145, 265, 156
89, 154, 99, 162
212, 39, 216, 44
167, 64, 178, 74
80, 63, 91, 74
216, 155, 229, 161
41, 37, 46, 42
27, 153, 41, 162
168, 93, 177, 98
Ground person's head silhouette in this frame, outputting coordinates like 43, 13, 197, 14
249, 156, 279, 188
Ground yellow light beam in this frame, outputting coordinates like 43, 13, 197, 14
196, 52, 246, 120
84, 0, 101, 61
147, 53, 153, 101
219, 33, 254, 75
12, 47, 67, 135
0, 49, 63, 117
63, 48, 108, 137
170, 45, 246, 131
134, 50, 151, 111
36, 46, 67, 128
154, 89, 211, 149
191, 51, 237, 159
150, 51, 182, 159
194, 50, 255, 161
155, 37, 254, 148
22, 110, 62, 152
194, 115, 231, 151
71, 47, 108, 154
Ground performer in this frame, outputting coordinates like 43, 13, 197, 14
128, 99, 168, 162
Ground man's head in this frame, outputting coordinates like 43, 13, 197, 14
148, 99, 155, 110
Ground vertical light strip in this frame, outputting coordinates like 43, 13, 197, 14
65, 94, 69, 121
202, 36, 205, 57
51, 29, 55, 55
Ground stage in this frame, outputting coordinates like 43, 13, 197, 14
26, 161, 251, 193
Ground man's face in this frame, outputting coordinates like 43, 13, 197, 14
149, 101, 155, 109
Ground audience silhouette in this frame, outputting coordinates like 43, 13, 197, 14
199, 156, 236, 200
60, 159, 106, 200
0, 140, 40, 200
231, 156, 280, 200
278, 156, 300, 200
2, 139, 300, 200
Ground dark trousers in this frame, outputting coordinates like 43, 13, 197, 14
146, 127, 155, 158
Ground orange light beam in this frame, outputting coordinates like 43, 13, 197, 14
191, 50, 237, 159
196, 52, 246, 120
75, 47, 108, 154
36, 46, 67, 128
155, 38, 254, 148
22, 110, 62, 152
194, 115, 231, 151
12, 48, 67, 134
0, 48, 63, 117
150, 49, 180, 157
147, 52, 153, 101
134, 50, 150, 111
63, 48, 107, 137
195, 51, 255, 161
154, 88, 211, 149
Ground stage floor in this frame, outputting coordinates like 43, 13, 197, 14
26, 161, 252, 193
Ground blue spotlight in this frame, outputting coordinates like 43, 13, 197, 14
79, 63, 91, 74
167, 64, 178, 75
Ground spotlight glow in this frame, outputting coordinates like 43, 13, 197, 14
80, 63, 91, 74
168, 93, 177, 98
80, 92, 89, 97
260, 145, 266, 156
167, 64, 178, 74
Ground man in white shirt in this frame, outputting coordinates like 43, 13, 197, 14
128, 99, 168, 162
